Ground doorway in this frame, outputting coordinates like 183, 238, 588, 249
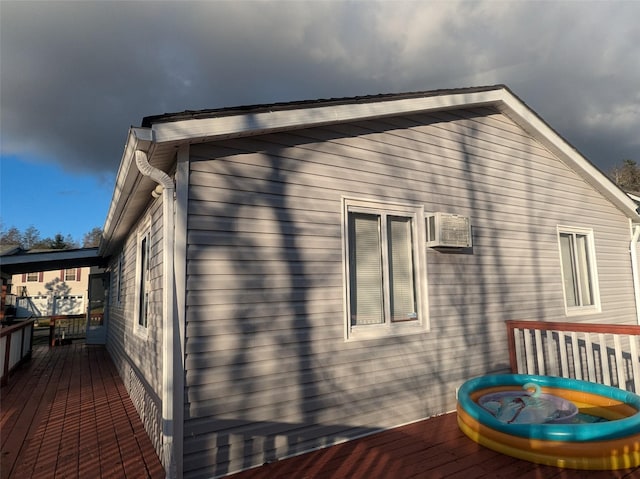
86, 272, 109, 344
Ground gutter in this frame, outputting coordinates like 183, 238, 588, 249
134, 150, 182, 478
631, 224, 640, 325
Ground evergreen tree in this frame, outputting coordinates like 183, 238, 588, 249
49, 233, 72, 250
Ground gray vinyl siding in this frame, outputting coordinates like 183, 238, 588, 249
182, 107, 636, 478
106, 199, 164, 459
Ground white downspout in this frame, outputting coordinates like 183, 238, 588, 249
135, 150, 179, 478
630, 224, 640, 325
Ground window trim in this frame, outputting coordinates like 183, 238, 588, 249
342, 196, 428, 341
63, 269, 79, 281
116, 251, 124, 305
557, 225, 601, 316
134, 226, 151, 337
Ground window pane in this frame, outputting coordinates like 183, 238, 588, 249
349, 213, 384, 325
575, 234, 594, 306
138, 236, 148, 327
388, 216, 417, 322
559, 233, 578, 307
117, 254, 123, 303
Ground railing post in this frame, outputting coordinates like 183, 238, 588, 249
49, 316, 56, 347
505, 320, 518, 373
2, 333, 11, 386
1, 318, 36, 386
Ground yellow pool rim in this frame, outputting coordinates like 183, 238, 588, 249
456, 374, 640, 470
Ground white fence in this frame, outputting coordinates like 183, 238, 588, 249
1, 319, 35, 386
506, 320, 640, 394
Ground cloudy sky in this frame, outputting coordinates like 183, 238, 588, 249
1, 0, 639, 242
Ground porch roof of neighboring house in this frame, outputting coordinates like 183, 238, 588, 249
99, 84, 640, 257
0, 247, 104, 276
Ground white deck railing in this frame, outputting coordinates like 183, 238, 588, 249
1, 318, 35, 386
506, 320, 640, 394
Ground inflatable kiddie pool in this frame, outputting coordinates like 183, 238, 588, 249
456, 374, 640, 470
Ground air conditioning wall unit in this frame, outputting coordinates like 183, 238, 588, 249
426, 213, 472, 248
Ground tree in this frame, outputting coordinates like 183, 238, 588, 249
0, 225, 22, 246
22, 226, 42, 249
0, 225, 87, 249
610, 159, 640, 192
64, 234, 79, 249
82, 227, 103, 247
49, 233, 77, 250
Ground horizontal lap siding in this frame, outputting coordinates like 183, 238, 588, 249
182, 107, 635, 478
106, 200, 164, 460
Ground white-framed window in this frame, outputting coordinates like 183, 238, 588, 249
135, 228, 151, 333
26, 272, 39, 282
64, 269, 79, 281
117, 251, 124, 305
557, 226, 601, 315
343, 197, 428, 340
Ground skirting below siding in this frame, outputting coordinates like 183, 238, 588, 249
108, 341, 163, 462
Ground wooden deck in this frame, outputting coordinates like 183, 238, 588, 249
228, 411, 639, 479
0, 340, 164, 479
2, 337, 639, 479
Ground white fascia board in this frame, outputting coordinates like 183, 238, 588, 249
498, 91, 639, 220
100, 127, 153, 256
150, 89, 506, 144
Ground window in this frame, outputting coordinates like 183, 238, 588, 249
63, 269, 80, 281
117, 251, 124, 304
26, 272, 39, 282
135, 230, 151, 331
557, 226, 600, 315
343, 198, 427, 340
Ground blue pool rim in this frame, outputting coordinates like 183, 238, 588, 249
457, 374, 640, 442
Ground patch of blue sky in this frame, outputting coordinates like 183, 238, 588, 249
0, 155, 114, 244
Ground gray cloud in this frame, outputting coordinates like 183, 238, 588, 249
1, 1, 638, 176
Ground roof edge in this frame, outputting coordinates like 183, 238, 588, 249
148, 86, 509, 144
141, 85, 508, 127
100, 85, 639, 257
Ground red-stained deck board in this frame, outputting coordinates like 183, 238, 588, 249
3, 339, 639, 479
227, 411, 640, 479
0, 342, 164, 479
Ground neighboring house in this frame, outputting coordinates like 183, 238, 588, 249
0, 247, 104, 323
0, 245, 22, 322
98, 85, 640, 478
11, 266, 90, 317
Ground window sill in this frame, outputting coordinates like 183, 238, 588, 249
565, 305, 601, 317
133, 323, 149, 340
346, 322, 428, 341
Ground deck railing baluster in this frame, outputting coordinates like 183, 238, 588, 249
0, 318, 35, 386
630, 338, 640, 394
506, 320, 640, 393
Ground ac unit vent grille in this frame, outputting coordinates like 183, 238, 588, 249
426, 213, 472, 248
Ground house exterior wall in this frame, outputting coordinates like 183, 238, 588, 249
105, 198, 164, 458
181, 106, 636, 478
11, 267, 89, 316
